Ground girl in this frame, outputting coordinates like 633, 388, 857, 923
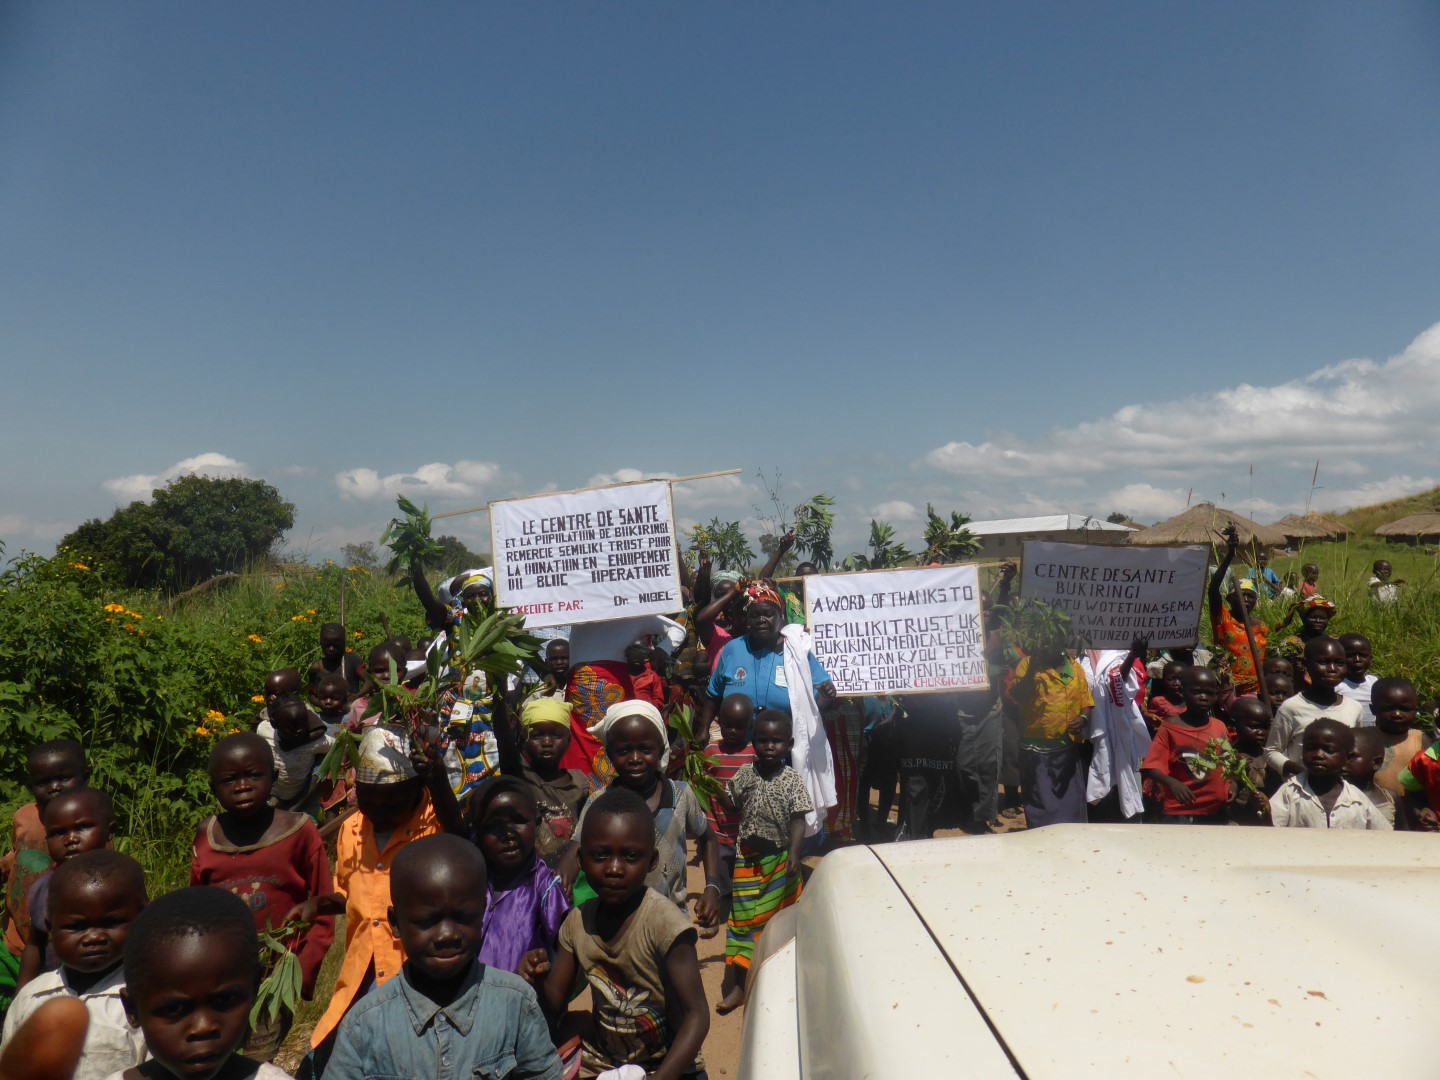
516, 698, 590, 867
471, 777, 571, 976
190, 733, 334, 1061
562, 700, 724, 930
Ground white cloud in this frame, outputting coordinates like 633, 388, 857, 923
1101, 483, 1191, 522
335, 460, 507, 501
871, 499, 920, 523
581, 468, 763, 516
103, 452, 251, 502
920, 322, 1440, 482
0, 514, 72, 544
1318, 474, 1439, 512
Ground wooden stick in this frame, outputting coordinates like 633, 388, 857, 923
433, 468, 743, 520
339, 573, 347, 630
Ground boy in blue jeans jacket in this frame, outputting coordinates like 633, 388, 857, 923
324, 834, 561, 1080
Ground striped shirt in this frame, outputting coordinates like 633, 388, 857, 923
703, 740, 756, 846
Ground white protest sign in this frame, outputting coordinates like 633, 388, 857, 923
806, 564, 988, 696
1019, 540, 1208, 648
491, 480, 681, 628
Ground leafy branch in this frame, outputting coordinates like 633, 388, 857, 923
252, 920, 308, 1028
1194, 738, 1259, 794
379, 495, 444, 575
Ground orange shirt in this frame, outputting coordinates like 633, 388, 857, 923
1212, 607, 1267, 693
2, 803, 48, 956
1009, 656, 1094, 745
310, 792, 441, 1048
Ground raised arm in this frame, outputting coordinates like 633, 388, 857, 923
1208, 527, 1239, 619
492, 694, 524, 776
758, 531, 796, 581
410, 561, 452, 628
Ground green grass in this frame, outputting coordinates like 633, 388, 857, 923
1333, 485, 1440, 537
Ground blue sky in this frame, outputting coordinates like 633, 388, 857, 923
3, 2, 1438, 561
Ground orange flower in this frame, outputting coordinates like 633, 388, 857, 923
251, 694, 265, 704
247, 634, 264, 644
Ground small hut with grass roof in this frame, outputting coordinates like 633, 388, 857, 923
1127, 502, 1287, 550
1374, 513, 1440, 545
1273, 512, 1353, 545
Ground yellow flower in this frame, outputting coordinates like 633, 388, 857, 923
306, 608, 316, 616
205, 709, 226, 724
276, 583, 285, 591
247, 634, 264, 644
104, 618, 112, 624
251, 694, 265, 704
68, 562, 90, 571
353, 631, 364, 639
125, 611, 143, 620
291, 614, 310, 623
137, 629, 145, 636
103, 603, 126, 614
194, 727, 211, 738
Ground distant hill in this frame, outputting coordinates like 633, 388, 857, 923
1332, 486, 1440, 536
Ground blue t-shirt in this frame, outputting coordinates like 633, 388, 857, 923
707, 636, 830, 716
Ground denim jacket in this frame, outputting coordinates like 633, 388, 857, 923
324, 961, 562, 1080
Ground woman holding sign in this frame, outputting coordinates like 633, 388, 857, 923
702, 581, 839, 837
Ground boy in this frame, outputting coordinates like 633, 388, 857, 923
1143, 661, 1186, 730
1269, 719, 1389, 829
1368, 559, 1404, 604
249, 669, 302, 731
1335, 633, 1377, 725
19, 789, 117, 988
324, 835, 561, 1080
116, 886, 288, 1080
1372, 677, 1427, 797
1227, 697, 1273, 825
1140, 668, 1230, 824
1263, 637, 1362, 780
626, 640, 667, 711
538, 787, 709, 1080
3, 739, 87, 964
255, 693, 332, 813
1, 851, 148, 1079
1345, 727, 1403, 828
310, 672, 350, 734
308, 622, 362, 696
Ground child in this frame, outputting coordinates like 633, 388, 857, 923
1368, 559, 1404, 604
1263, 637, 1362, 781
343, 643, 408, 731
539, 786, 710, 1080
325, 835, 561, 1080
190, 733, 334, 1060
1300, 562, 1320, 598
1140, 667, 1231, 824
720, 710, 812, 1013
1372, 677, 1427, 797
1335, 633, 1378, 724
1207, 528, 1268, 697
470, 778, 571, 977
114, 885, 288, 1080
310, 672, 350, 735
1268, 719, 1389, 829
287, 724, 464, 1065
1262, 656, 1295, 683
1143, 662, 1186, 730
564, 701, 724, 929
1264, 671, 1296, 707
19, 789, 117, 988
1345, 727, 1404, 829
1, 851, 148, 1080
250, 669, 302, 731
702, 694, 758, 877
307, 622, 362, 696
1226, 697, 1273, 825
516, 698, 590, 867
3, 739, 87, 968
626, 640, 667, 710
255, 693, 332, 813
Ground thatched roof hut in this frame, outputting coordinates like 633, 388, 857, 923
1374, 513, 1440, 544
1273, 513, 1352, 544
1128, 503, 1288, 548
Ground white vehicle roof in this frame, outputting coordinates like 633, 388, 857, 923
760, 825, 1440, 1079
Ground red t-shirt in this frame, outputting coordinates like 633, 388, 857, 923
190, 813, 336, 995
703, 740, 758, 846
1142, 717, 1231, 817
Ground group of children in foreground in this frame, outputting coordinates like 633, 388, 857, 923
0, 669, 813, 1080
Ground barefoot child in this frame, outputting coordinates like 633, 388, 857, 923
289, 724, 465, 1069
114, 886, 287, 1080
3, 740, 88, 973
1140, 668, 1231, 825
1263, 637, 1362, 781
516, 699, 590, 867
1345, 727, 1404, 829
702, 695, 757, 954
721, 710, 812, 1013
471, 778, 571, 977
325, 835, 561, 1080
1268, 719, 1389, 829
540, 787, 710, 1080
190, 733, 334, 1060
1, 851, 148, 1079
18, 789, 117, 988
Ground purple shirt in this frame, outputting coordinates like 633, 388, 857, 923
478, 854, 571, 975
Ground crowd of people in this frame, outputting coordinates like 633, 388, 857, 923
0, 529, 1435, 1080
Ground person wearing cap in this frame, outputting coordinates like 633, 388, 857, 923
1208, 528, 1268, 697
285, 724, 465, 1070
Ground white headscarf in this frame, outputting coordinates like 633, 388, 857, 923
354, 726, 417, 785
591, 699, 671, 771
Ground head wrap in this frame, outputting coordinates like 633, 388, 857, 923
354, 726, 417, 785
1234, 579, 1256, 594
591, 699, 671, 770
712, 569, 742, 588
453, 568, 494, 594
1302, 594, 1336, 612
521, 697, 573, 732
743, 580, 783, 609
